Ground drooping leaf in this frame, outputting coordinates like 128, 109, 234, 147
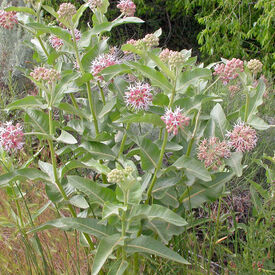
210, 103, 229, 139
91, 234, 124, 275
69, 195, 89, 209
5, 6, 37, 16
107, 259, 129, 275
225, 151, 244, 177
67, 176, 116, 205
117, 113, 164, 127
6, 96, 47, 110
173, 155, 211, 182
56, 130, 78, 145
126, 236, 189, 265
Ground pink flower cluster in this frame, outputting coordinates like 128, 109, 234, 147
161, 107, 190, 135
159, 48, 185, 68
228, 85, 240, 97
90, 54, 117, 80
57, 3, 76, 22
30, 67, 61, 83
0, 122, 24, 152
88, 0, 103, 10
117, 0, 136, 17
226, 122, 257, 152
197, 137, 231, 170
124, 82, 153, 111
49, 29, 81, 50
214, 58, 244, 85
0, 10, 18, 30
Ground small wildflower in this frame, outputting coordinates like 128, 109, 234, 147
197, 137, 231, 170
0, 122, 24, 152
49, 35, 64, 50
168, 51, 185, 68
0, 10, 18, 30
57, 3, 76, 23
124, 82, 153, 111
214, 58, 244, 85
226, 122, 257, 152
117, 0, 136, 17
30, 67, 61, 84
107, 169, 125, 183
142, 33, 159, 48
90, 53, 117, 80
247, 59, 263, 74
70, 29, 81, 42
88, 0, 103, 10
161, 107, 190, 135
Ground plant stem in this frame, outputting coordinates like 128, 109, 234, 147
118, 123, 130, 158
97, 81, 106, 105
186, 108, 201, 157
48, 108, 95, 249
244, 93, 249, 122
71, 29, 99, 134
145, 80, 177, 204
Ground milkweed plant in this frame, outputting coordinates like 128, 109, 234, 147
0, 0, 271, 274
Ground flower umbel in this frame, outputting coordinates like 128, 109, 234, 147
159, 49, 185, 68
142, 33, 159, 48
49, 35, 64, 50
30, 67, 61, 84
124, 82, 153, 111
0, 122, 24, 152
90, 53, 117, 80
0, 10, 18, 30
226, 122, 257, 152
197, 137, 231, 170
57, 3, 76, 23
247, 59, 263, 75
88, 0, 103, 10
117, 0, 136, 17
161, 107, 190, 135
213, 58, 244, 85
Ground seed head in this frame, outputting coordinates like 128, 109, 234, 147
226, 122, 257, 152
197, 137, 231, 170
0, 122, 24, 152
161, 107, 190, 135
247, 59, 263, 74
0, 10, 18, 30
124, 82, 153, 111
117, 0, 136, 17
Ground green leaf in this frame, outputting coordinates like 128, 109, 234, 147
0, 168, 50, 188
91, 234, 124, 275
117, 113, 164, 127
25, 109, 50, 135
101, 64, 132, 82
107, 259, 128, 275
225, 152, 244, 177
58, 102, 88, 119
176, 68, 211, 93
181, 172, 234, 209
72, 3, 89, 28
128, 62, 172, 93
67, 176, 116, 205
78, 141, 116, 161
29, 217, 115, 239
210, 103, 229, 139
173, 155, 211, 182
102, 202, 126, 220
116, 181, 142, 205
56, 130, 78, 145
98, 99, 117, 119
139, 138, 160, 171
153, 94, 169, 107
126, 236, 189, 265
5, 6, 37, 16
129, 204, 188, 226
247, 115, 270, 130
6, 96, 47, 110
70, 195, 89, 209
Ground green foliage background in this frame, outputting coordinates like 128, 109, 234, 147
44, 0, 274, 72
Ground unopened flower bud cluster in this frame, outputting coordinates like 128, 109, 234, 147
49, 29, 81, 50
117, 0, 136, 17
88, 0, 103, 10
247, 59, 263, 74
30, 67, 61, 84
159, 49, 186, 68
213, 58, 244, 85
107, 166, 134, 183
0, 10, 18, 30
57, 3, 76, 23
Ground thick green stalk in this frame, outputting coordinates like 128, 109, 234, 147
145, 80, 177, 204
71, 29, 99, 134
48, 108, 95, 249
244, 93, 250, 122
97, 81, 106, 105
118, 123, 130, 158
